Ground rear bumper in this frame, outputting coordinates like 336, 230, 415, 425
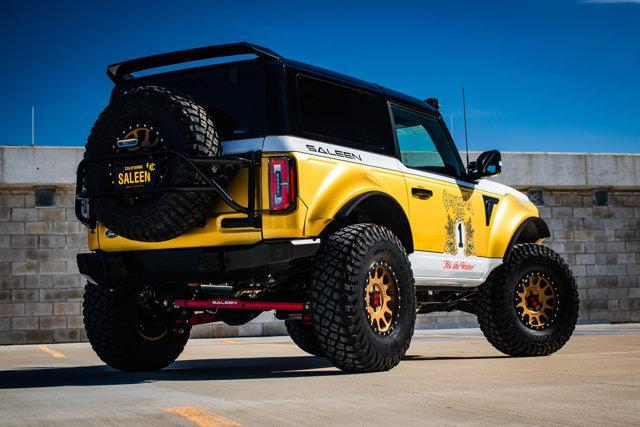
77, 239, 320, 286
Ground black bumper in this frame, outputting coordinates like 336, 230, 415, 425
77, 240, 320, 286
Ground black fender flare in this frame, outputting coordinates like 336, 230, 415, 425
503, 217, 551, 261
333, 191, 414, 253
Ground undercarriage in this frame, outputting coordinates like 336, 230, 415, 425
80, 241, 479, 337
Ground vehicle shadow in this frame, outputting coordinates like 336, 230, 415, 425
0, 353, 512, 390
403, 354, 508, 361
0, 356, 339, 390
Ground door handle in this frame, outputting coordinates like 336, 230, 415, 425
411, 187, 433, 199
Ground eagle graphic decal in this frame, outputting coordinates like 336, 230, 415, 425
443, 189, 476, 257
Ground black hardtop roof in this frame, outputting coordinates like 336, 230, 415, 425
108, 41, 439, 117
282, 58, 439, 117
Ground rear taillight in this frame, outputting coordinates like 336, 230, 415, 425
269, 157, 296, 213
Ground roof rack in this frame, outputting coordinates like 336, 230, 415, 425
106, 42, 282, 83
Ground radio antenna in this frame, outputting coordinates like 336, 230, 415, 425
462, 87, 470, 167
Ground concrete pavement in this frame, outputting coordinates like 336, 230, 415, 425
0, 324, 639, 426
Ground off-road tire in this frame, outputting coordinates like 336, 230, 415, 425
83, 282, 189, 371
285, 320, 323, 357
476, 243, 579, 357
310, 224, 416, 372
85, 85, 231, 242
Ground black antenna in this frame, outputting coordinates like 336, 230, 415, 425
462, 87, 470, 167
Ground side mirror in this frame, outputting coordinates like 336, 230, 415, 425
466, 150, 502, 181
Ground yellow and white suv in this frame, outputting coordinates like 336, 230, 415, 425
76, 43, 579, 373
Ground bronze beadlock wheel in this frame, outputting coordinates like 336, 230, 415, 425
120, 124, 161, 149
83, 282, 190, 372
131, 287, 169, 341
310, 223, 416, 372
515, 271, 559, 330
476, 243, 579, 357
364, 261, 400, 336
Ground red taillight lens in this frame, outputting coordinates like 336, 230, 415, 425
269, 157, 296, 213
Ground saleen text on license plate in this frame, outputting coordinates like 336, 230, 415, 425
114, 162, 156, 189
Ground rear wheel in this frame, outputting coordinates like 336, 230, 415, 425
285, 320, 323, 357
83, 282, 189, 371
310, 224, 416, 372
476, 243, 579, 357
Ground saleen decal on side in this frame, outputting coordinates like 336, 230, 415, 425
306, 144, 363, 161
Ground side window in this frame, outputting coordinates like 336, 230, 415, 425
297, 75, 392, 154
391, 104, 463, 177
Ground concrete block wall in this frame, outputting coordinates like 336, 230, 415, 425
0, 187, 88, 344
0, 185, 287, 344
537, 189, 640, 323
1, 146, 639, 343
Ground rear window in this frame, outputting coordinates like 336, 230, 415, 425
132, 61, 270, 141
296, 75, 392, 154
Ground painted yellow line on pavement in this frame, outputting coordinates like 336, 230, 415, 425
165, 407, 241, 427
37, 344, 65, 358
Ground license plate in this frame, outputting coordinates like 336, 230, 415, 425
114, 161, 156, 189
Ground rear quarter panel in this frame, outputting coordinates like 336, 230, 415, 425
287, 151, 409, 237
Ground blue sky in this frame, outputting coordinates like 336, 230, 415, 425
1, 0, 639, 153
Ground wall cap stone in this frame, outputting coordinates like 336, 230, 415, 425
1, 145, 639, 189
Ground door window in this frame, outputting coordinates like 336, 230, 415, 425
391, 104, 462, 177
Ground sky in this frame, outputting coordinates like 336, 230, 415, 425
1, 0, 639, 153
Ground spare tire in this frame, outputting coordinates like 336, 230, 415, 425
86, 85, 223, 242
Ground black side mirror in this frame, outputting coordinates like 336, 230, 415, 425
466, 150, 502, 181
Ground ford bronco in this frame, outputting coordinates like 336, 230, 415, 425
76, 42, 579, 372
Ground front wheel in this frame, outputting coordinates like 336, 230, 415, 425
83, 282, 189, 371
476, 243, 579, 357
310, 224, 416, 372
